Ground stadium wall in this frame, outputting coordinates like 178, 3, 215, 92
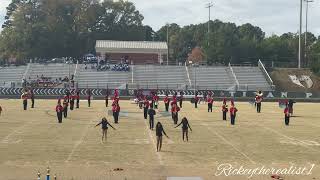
0, 88, 320, 102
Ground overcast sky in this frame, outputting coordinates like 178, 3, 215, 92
1, 0, 319, 36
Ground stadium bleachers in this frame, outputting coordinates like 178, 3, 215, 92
77, 65, 130, 89
132, 65, 188, 89
232, 66, 273, 91
0, 63, 274, 91
0, 66, 27, 87
188, 66, 235, 90
27, 63, 76, 80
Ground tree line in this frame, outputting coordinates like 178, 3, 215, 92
0, 0, 319, 74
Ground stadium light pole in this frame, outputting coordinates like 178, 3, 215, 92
304, 0, 313, 67
166, 23, 169, 66
298, 0, 303, 69
206, 2, 213, 46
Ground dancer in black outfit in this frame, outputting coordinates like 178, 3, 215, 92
155, 122, 169, 152
175, 117, 192, 142
95, 117, 116, 142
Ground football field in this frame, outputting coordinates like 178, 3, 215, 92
0, 99, 319, 180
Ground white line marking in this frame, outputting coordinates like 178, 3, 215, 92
65, 116, 94, 162
263, 126, 320, 152
203, 123, 256, 164
1, 121, 33, 143
143, 118, 164, 165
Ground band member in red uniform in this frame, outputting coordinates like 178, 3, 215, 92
21, 91, 29, 110
284, 105, 290, 126
164, 94, 170, 112
175, 117, 192, 142
87, 89, 91, 107
30, 89, 35, 108
76, 90, 80, 109
222, 99, 228, 120
143, 98, 150, 119
230, 104, 238, 125
55, 101, 63, 123
179, 91, 184, 108
105, 90, 109, 107
194, 93, 199, 108
255, 91, 263, 113
171, 103, 180, 124
69, 93, 75, 111
288, 99, 296, 116
63, 100, 68, 118
207, 96, 214, 112
112, 102, 120, 124
153, 93, 159, 109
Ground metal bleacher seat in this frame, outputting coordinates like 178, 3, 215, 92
188, 66, 235, 90
77, 65, 130, 89
132, 65, 188, 90
232, 66, 272, 91
27, 63, 76, 81
0, 65, 26, 87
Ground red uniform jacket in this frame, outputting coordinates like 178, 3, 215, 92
194, 96, 199, 102
164, 96, 170, 104
255, 95, 263, 103
230, 107, 238, 116
112, 104, 120, 112
171, 106, 180, 113
284, 107, 289, 117
207, 97, 214, 104
222, 104, 228, 112
153, 95, 159, 102
56, 105, 63, 112
143, 100, 150, 108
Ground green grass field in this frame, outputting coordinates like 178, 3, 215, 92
0, 99, 319, 180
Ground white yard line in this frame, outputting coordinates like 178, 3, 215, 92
1, 121, 33, 143
65, 114, 96, 162
262, 126, 320, 152
203, 123, 256, 164
186, 110, 256, 164
143, 118, 164, 166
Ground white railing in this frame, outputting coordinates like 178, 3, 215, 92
258, 60, 274, 87
228, 63, 239, 89
185, 64, 192, 87
22, 63, 31, 80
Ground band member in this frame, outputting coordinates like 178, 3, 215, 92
288, 99, 296, 116
179, 91, 184, 108
175, 117, 192, 142
148, 106, 156, 130
21, 91, 28, 110
143, 98, 150, 119
30, 89, 35, 108
207, 96, 214, 112
230, 104, 238, 125
0, 105, 2, 116
171, 103, 180, 124
153, 94, 159, 109
284, 105, 290, 126
105, 90, 109, 107
194, 93, 199, 108
255, 91, 263, 113
63, 93, 69, 103
69, 94, 75, 111
63, 100, 68, 118
55, 101, 63, 123
76, 90, 80, 108
222, 100, 228, 120
95, 117, 116, 142
164, 94, 170, 112
112, 102, 120, 124
155, 122, 169, 152
87, 89, 91, 107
